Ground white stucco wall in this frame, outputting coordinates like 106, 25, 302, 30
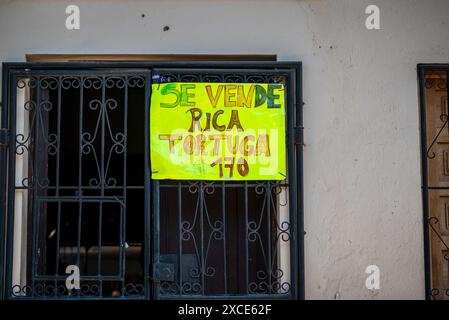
1, 0, 449, 299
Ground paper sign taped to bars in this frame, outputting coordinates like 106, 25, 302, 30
150, 82, 286, 180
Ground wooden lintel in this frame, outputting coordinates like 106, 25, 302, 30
26, 54, 277, 62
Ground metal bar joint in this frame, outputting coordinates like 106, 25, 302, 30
0, 128, 9, 148
294, 126, 304, 146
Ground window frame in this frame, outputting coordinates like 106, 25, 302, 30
0, 61, 304, 300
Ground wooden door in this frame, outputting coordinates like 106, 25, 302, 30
425, 71, 449, 299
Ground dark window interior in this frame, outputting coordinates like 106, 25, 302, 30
5, 69, 295, 300
31, 82, 146, 296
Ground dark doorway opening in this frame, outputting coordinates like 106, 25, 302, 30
34, 79, 275, 297
27, 76, 147, 298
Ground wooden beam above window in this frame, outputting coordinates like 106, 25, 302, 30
26, 54, 277, 62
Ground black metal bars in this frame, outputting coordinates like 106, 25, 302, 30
0, 61, 303, 300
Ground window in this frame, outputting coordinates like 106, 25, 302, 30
0, 62, 303, 300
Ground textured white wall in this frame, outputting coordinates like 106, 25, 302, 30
1, 0, 449, 299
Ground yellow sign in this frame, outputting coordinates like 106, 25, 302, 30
150, 82, 286, 180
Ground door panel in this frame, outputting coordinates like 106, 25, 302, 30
423, 70, 449, 299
